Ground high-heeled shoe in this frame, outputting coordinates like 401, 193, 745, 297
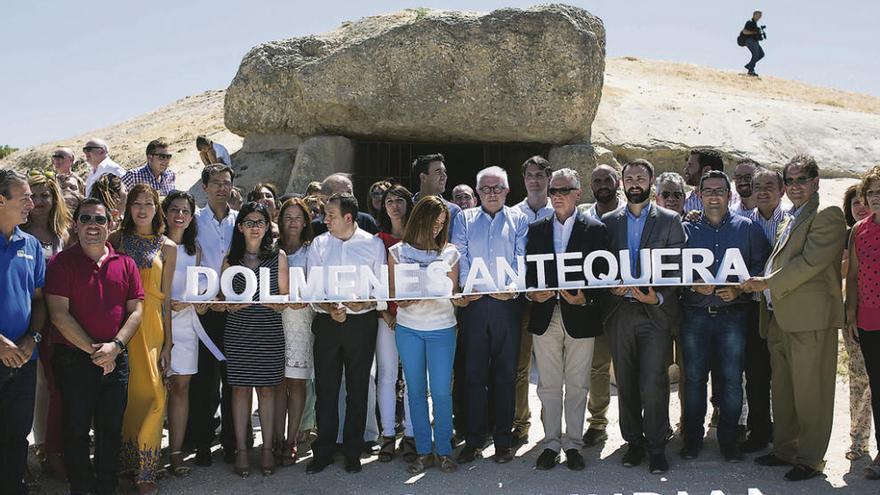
233, 449, 249, 478
261, 447, 275, 475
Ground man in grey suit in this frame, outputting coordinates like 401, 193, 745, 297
601, 159, 686, 474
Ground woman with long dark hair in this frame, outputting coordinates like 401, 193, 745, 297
221, 202, 288, 477
367, 180, 392, 218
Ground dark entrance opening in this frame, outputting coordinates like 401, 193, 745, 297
353, 141, 551, 208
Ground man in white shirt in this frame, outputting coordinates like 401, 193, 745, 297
511, 156, 554, 448
82, 138, 126, 197
306, 193, 386, 475
186, 164, 239, 465
525, 169, 610, 471
196, 135, 232, 167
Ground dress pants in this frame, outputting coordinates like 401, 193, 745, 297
606, 300, 672, 454
0, 360, 37, 495
512, 302, 533, 438
461, 297, 523, 449
586, 334, 611, 431
54, 345, 128, 495
532, 305, 594, 452
184, 309, 235, 451
312, 311, 378, 460
766, 315, 837, 471
743, 302, 772, 443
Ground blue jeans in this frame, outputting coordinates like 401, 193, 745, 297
396, 325, 456, 456
680, 305, 748, 448
0, 360, 37, 495
745, 38, 764, 71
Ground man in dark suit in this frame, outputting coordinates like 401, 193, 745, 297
601, 159, 686, 474
526, 169, 610, 471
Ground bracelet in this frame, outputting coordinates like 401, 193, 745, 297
113, 338, 126, 352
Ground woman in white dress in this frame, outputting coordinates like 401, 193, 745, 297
162, 191, 206, 476
273, 198, 316, 465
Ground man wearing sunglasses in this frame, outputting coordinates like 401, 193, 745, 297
45, 198, 144, 495
0, 170, 46, 495
741, 154, 846, 481
122, 138, 177, 195
50, 147, 75, 175
82, 138, 126, 197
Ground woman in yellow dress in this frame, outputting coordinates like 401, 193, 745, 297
111, 184, 176, 494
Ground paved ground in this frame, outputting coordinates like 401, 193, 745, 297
29, 364, 876, 494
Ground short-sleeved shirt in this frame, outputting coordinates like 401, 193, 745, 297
45, 242, 144, 346
389, 242, 460, 331
0, 227, 46, 360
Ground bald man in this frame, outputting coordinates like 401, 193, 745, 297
82, 138, 125, 197
50, 148, 75, 175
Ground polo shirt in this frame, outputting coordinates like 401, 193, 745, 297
0, 227, 45, 361
44, 242, 144, 346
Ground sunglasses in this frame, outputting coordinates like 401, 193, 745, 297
783, 175, 815, 187
78, 214, 108, 225
660, 191, 684, 199
548, 187, 577, 196
149, 153, 173, 160
82, 146, 104, 153
51, 154, 67, 159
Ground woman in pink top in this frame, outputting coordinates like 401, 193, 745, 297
845, 166, 880, 479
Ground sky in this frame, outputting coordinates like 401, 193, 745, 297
1, 0, 877, 148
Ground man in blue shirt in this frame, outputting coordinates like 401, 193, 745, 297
452, 166, 529, 464
0, 170, 46, 495
680, 170, 770, 463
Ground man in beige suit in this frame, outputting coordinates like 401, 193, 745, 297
741, 154, 846, 481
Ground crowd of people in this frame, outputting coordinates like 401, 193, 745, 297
1, 138, 879, 495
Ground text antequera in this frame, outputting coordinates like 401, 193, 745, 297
182, 248, 749, 303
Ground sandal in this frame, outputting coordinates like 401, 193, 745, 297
406, 454, 435, 474
378, 436, 396, 463
400, 436, 418, 463
169, 451, 191, 477
846, 448, 868, 461
261, 447, 275, 475
439, 455, 459, 473
233, 449, 249, 478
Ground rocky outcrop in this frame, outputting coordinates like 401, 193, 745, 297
225, 5, 605, 144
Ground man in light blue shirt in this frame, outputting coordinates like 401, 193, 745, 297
452, 166, 529, 464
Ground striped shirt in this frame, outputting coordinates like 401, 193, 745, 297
122, 163, 176, 195
744, 204, 788, 244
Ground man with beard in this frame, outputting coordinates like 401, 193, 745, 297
581, 164, 621, 448
731, 159, 760, 216
682, 149, 740, 214
601, 159, 686, 474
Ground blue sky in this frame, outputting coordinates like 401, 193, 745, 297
2, 0, 877, 148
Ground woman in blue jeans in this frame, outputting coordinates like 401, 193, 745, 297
388, 196, 467, 474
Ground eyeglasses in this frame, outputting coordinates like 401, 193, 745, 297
700, 188, 729, 198
478, 185, 506, 195
783, 175, 816, 187
370, 190, 386, 198
51, 154, 67, 160
659, 191, 684, 199
167, 207, 192, 216
82, 146, 104, 153
149, 153, 172, 160
548, 187, 577, 197
242, 219, 267, 229
78, 214, 108, 225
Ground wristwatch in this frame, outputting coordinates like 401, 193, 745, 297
113, 338, 126, 352
29, 331, 42, 344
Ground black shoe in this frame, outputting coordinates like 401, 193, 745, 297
194, 447, 212, 467
784, 464, 822, 481
565, 449, 585, 471
679, 441, 701, 460
456, 445, 481, 464
535, 449, 559, 470
223, 448, 236, 465
621, 444, 645, 467
649, 453, 669, 474
748, 70, 759, 77
736, 425, 748, 443
722, 445, 745, 463
362, 441, 379, 456
494, 447, 513, 464
582, 428, 608, 447
344, 456, 362, 473
306, 456, 334, 474
511, 432, 528, 450
739, 436, 769, 454
755, 453, 791, 466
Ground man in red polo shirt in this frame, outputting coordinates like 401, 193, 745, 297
45, 197, 143, 495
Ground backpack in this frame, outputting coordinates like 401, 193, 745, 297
737, 33, 747, 46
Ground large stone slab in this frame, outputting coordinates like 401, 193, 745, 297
225, 5, 605, 144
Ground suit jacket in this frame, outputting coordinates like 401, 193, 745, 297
759, 193, 846, 335
525, 212, 610, 338
601, 203, 686, 330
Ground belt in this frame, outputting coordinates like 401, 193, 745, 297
687, 304, 747, 316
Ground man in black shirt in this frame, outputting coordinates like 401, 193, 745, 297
741, 10, 765, 76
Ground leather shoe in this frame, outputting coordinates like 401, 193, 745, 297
511, 432, 528, 450
456, 445, 481, 464
494, 447, 513, 464
784, 464, 822, 481
679, 441, 701, 460
344, 456, 362, 473
194, 447, 212, 467
535, 449, 559, 470
755, 453, 791, 467
621, 444, 645, 467
649, 453, 669, 474
739, 436, 769, 453
305, 456, 334, 474
582, 428, 608, 447
565, 449, 585, 471
722, 445, 745, 463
